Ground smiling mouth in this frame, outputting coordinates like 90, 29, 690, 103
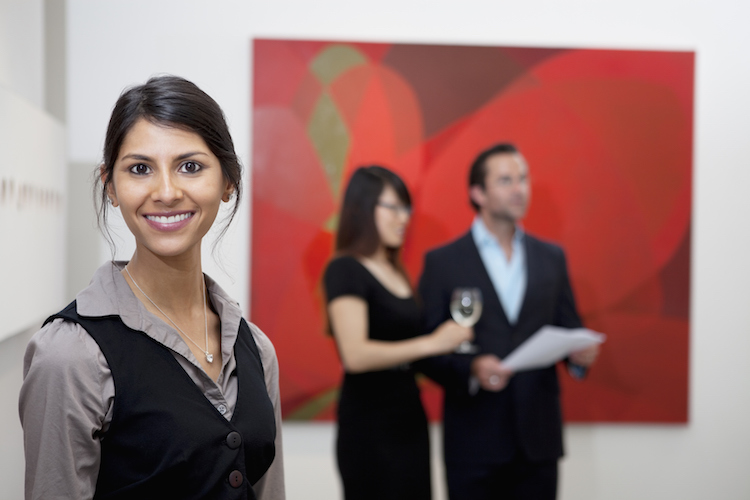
145, 213, 193, 224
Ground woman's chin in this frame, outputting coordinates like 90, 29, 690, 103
137, 241, 202, 260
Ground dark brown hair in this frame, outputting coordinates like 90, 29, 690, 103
468, 142, 519, 211
95, 75, 242, 249
335, 165, 411, 268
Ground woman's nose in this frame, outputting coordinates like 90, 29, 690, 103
152, 170, 183, 204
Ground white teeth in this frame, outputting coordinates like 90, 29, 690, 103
146, 213, 192, 224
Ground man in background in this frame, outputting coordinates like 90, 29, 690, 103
418, 143, 599, 500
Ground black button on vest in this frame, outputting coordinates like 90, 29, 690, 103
229, 470, 244, 488
227, 431, 242, 449
47, 301, 276, 500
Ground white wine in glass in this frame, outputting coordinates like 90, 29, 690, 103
450, 288, 483, 353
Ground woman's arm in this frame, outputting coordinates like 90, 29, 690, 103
250, 324, 286, 500
329, 296, 471, 374
19, 319, 110, 500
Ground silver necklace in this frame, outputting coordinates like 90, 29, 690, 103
124, 265, 213, 363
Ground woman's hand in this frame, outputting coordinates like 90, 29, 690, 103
430, 320, 473, 354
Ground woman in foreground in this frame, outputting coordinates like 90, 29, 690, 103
324, 166, 472, 500
19, 75, 284, 500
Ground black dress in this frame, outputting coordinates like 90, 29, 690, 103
324, 256, 431, 500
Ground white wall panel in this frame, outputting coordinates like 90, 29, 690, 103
0, 87, 65, 342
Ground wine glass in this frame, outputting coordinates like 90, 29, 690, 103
450, 287, 483, 354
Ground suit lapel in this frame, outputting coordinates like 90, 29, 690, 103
516, 234, 538, 324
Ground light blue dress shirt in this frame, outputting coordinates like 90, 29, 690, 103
469, 219, 587, 381
471, 218, 526, 324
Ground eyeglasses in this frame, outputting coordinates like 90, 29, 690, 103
377, 202, 412, 216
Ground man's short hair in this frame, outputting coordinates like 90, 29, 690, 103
468, 142, 519, 211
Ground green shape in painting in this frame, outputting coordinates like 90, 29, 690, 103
324, 212, 339, 233
308, 91, 350, 197
310, 44, 367, 85
286, 387, 340, 420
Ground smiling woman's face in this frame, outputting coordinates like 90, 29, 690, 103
107, 118, 233, 260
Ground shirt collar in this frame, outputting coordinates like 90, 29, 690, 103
471, 217, 524, 249
76, 261, 243, 348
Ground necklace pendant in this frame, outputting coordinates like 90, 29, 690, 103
206, 352, 214, 363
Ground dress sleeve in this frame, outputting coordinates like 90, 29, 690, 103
19, 318, 112, 500
323, 257, 368, 302
249, 323, 286, 500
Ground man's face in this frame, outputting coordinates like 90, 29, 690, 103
471, 152, 530, 223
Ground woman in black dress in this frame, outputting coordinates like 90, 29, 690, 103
324, 166, 472, 500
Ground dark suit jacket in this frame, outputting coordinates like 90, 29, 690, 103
417, 231, 582, 466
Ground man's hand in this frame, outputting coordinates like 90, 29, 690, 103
569, 344, 599, 367
471, 354, 513, 392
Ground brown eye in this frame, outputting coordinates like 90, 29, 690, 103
180, 161, 202, 174
129, 164, 151, 175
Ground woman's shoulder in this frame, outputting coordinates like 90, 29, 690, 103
323, 255, 373, 300
245, 321, 277, 359
325, 254, 365, 275
243, 321, 280, 392
20, 318, 111, 423
324, 255, 371, 285
25, 317, 107, 374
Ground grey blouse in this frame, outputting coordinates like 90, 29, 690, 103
18, 261, 285, 500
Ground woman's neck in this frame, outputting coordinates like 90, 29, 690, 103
358, 247, 411, 298
365, 246, 391, 266
123, 248, 205, 313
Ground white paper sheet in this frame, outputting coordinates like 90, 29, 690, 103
502, 326, 605, 372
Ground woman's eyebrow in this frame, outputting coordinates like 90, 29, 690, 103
120, 151, 209, 162
175, 151, 210, 161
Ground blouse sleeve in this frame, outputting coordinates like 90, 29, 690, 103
323, 256, 368, 302
19, 318, 112, 500
249, 323, 286, 500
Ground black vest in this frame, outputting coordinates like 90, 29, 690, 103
46, 301, 276, 500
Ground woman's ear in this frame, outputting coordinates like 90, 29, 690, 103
222, 181, 234, 203
101, 164, 119, 207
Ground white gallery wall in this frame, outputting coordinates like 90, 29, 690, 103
0, 1, 65, 498
0, 0, 66, 342
0, 90, 66, 342
0, 0, 745, 498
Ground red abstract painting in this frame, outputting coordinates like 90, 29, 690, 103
251, 39, 693, 423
